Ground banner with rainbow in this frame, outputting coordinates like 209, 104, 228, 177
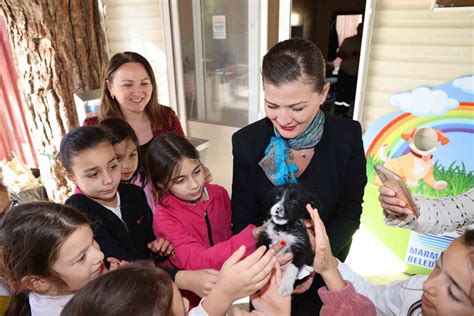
361, 75, 474, 275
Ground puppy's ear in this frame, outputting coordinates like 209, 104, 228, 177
265, 185, 284, 214
401, 127, 416, 141
436, 130, 449, 145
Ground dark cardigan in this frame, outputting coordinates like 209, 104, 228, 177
231, 114, 367, 315
66, 183, 156, 262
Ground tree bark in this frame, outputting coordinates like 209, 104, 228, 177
0, 0, 108, 202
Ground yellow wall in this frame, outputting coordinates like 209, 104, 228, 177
361, 0, 474, 129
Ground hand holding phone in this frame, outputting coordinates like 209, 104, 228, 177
374, 164, 419, 218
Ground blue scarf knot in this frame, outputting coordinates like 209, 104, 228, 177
259, 111, 325, 186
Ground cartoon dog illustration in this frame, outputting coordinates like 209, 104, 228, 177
375, 126, 449, 190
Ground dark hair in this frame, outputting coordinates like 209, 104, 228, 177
1, 202, 90, 316
462, 228, 474, 247
145, 133, 199, 200
262, 38, 326, 92
61, 261, 174, 316
99, 51, 175, 134
59, 126, 110, 172
408, 229, 474, 315
462, 229, 474, 272
0, 183, 7, 193
99, 118, 139, 147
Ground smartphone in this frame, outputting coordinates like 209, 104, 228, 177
374, 164, 419, 218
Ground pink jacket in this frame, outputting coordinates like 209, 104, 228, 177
153, 184, 257, 270
318, 281, 376, 316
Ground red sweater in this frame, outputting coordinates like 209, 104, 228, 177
83, 107, 184, 137
153, 184, 257, 270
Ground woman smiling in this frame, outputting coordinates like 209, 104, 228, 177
231, 38, 367, 315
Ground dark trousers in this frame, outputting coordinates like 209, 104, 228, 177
335, 70, 358, 118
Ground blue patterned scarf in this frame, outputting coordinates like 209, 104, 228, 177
259, 111, 325, 186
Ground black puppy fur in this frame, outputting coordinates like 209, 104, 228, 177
257, 183, 322, 295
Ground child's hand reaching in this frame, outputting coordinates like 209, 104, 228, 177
175, 268, 219, 298
147, 237, 173, 256
201, 245, 275, 315
232, 263, 291, 316
306, 204, 344, 291
250, 263, 291, 316
216, 245, 275, 301
106, 257, 129, 271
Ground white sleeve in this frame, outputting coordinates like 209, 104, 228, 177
384, 188, 474, 234
337, 262, 425, 315
187, 299, 209, 316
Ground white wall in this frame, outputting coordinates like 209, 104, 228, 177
188, 121, 239, 193
103, 0, 172, 109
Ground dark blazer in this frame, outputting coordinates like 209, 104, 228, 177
231, 115, 367, 315
66, 183, 156, 262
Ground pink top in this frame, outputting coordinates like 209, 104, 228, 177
318, 281, 376, 316
132, 174, 155, 212
153, 183, 257, 270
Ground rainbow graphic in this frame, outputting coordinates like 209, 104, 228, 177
365, 102, 474, 161
359, 77, 474, 275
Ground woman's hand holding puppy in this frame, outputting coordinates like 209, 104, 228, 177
306, 204, 345, 292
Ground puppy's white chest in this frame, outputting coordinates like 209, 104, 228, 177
265, 222, 300, 255
413, 157, 431, 178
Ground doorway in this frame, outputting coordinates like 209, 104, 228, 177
289, 0, 367, 120
173, 0, 263, 128
166, 0, 265, 191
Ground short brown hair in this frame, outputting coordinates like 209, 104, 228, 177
62, 261, 174, 316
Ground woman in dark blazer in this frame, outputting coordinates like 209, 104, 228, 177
231, 38, 367, 315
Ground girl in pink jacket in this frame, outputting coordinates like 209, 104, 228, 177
145, 133, 260, 271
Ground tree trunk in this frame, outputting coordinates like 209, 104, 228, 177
0, 0, 108, 202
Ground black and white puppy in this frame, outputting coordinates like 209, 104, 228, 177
257, 184, 322, 296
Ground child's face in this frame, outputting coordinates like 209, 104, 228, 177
171, 282, 189, 315
113, 139, 138, 181
422, 238, 474, 315
0, 189, 10, 214
67, 141, 121, 207
167, 157, 205, 203
51, 225, 105, 293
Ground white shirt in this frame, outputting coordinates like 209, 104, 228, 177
338, 261, 425, 315
188, 301, 209, 316
29, 292, 74, 316
103, 192, 123, 221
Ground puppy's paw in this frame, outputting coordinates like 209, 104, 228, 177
277, 278, 294, 296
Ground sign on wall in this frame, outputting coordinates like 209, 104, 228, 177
361, 75, 474, 275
